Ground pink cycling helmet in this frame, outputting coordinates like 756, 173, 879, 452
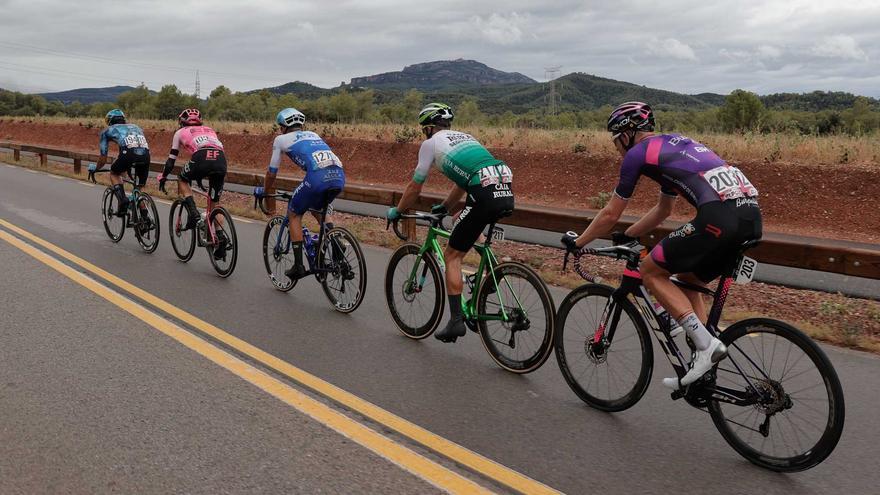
178, 108, 202, 126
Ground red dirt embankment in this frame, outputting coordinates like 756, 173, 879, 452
2, 120, 877, 243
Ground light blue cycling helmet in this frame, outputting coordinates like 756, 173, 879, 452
276, 108, 306, 128
105, 108, 126, 126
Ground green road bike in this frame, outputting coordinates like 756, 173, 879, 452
385, 212, 555, 374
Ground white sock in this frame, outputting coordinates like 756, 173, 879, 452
678, 312, 712, 351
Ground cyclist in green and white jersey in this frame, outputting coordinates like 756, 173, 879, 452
387, 103, 514, 343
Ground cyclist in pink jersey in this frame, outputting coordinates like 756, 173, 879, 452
158, 108, 230, 258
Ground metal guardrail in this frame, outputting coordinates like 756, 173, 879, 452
3, 140, 879, 280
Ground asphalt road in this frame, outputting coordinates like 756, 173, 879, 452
2, 163, 880, 493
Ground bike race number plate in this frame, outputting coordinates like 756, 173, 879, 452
734, 255, 758, 284
491, 227, 505, 242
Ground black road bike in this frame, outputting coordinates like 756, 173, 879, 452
90, 168, 160, 253
555, 236, 844, 472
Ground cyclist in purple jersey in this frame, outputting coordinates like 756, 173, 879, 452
562, 102, 762, 389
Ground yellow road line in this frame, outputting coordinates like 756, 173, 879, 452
0, 228, 492, 495
0, 217, 561, 495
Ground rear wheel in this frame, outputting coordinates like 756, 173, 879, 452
708, 318, 845, 472
476, 262, 555, 374
101, 186, 126, 242
318, 227, 367, 313
133, 193, 160, 253
208, 207, 237, 278
554, 284, 653, 411
384, 244, 445, 339
169, 199, 196, 262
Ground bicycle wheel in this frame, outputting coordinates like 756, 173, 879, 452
168, 199, 196, 262
208, 207, 237, 278
262, 215, 297, 292
554, 284, 653, 411
707, 318, 845, 472
101, 186, 126, 242
384, 243, 445, 339
318, 227, 367, 313
475, 262, 555, 374
133, 193, 160, 253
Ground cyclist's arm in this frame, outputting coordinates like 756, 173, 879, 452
573, 194, 627, 248
263, 137, 284, 193
442, 185, 467, 214
396, 139, 434, 211
624, 193, 676, 238
162, 129, 183, 177
96, 130, 110, 169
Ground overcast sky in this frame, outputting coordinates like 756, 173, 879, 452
1, 0, 878, 97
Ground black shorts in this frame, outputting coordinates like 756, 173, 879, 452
448, 182, 515, 252
111, 148, 150, 186
180, 148, 227, 201
650, 199, 762, 282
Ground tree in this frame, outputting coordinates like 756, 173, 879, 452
154, 84, 188, 120
456, 98, 485, 125
718, 89, 765, 132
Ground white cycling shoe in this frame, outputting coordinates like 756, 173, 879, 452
663, 338, 727, 390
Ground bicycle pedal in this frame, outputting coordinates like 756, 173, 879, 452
670, 389, 685, 401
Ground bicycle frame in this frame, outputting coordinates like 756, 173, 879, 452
269, 195, 336, 277
578, 247, 773, 407
406, 222, 523, 324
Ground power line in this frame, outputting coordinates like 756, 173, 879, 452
0, 61, 165, 89
544, 66, 562, 115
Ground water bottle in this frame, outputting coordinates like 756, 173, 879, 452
197, 211, 208, 245
302, 228, 316, 260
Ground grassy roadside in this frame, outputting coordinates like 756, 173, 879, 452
4, 116, 880, 168
3, 151, 879, 354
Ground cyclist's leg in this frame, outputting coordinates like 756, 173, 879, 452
108, 154, 131, 215
178, 156, 204, 228
283, 181, 312, 279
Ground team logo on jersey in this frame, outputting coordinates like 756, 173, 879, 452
669, 222, 695, 238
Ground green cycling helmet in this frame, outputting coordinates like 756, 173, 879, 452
418, 102, 454, 127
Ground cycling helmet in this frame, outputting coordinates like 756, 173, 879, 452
178, 108, 202, 126
105, 108, 126, 126
418, 102, 454, 127
607, 102, 655, 133
276, 108, 306, 128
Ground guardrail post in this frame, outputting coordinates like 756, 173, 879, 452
38, 153, 47, 167
73, 158, 82, 174
403, 212, 417, 241
13, 149, 20, 161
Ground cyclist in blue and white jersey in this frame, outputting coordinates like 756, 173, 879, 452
92, 109, 151, 218
254, 108, 345, 281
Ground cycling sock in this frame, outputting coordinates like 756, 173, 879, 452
292, 241, 304, 267
678, 312, 712, 351
448, 293, 463, 321
113, 184, 127, 206
183, 196, 199, 217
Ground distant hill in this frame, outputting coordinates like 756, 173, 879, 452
38, 85, 141, 104
760, 91, 880, 111
255, 81, 331, 99
348, 59, 536, 91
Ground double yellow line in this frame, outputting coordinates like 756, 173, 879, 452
0, 217, 561, 495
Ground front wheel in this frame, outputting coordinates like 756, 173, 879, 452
708, 318, 845, 472
384, 243, 445, 339
318, 227, 367, 313
262, 215, 296, 291
101, 186, 126, 242
476, 262, 555, 374
133, 193, 160, 253
554, 284, 653, 411
168, 199, 196, 262
207, 207, 237, 278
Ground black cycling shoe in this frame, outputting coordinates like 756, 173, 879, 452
185, 214, 200, 230
284, 263, 307, 281
116, 201, 130, 218
213, 231, 229, 260
435, 318, 467, 343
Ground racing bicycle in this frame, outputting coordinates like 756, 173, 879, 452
166, 178, 238, 277
385, 212, 555, 373
89, 167, 160, 253
255, 190, 367, 313
555, 234, 844, 471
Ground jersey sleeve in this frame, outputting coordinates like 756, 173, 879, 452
412, 138, 434, 184
99, 129, 110, 156
613, 150, 644, 200
268, 136, 283, 173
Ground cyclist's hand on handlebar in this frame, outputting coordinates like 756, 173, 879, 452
386, 206, 400, 221
157, 173, 167, 193
611, 231, 638, 246
561, 233, 580, 253
430, 204, 448, 217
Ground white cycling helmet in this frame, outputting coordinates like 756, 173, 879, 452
276, 108, 306, 128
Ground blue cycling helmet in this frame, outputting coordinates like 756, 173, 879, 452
106, 108, 126, 126
276, 108, 306, 128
